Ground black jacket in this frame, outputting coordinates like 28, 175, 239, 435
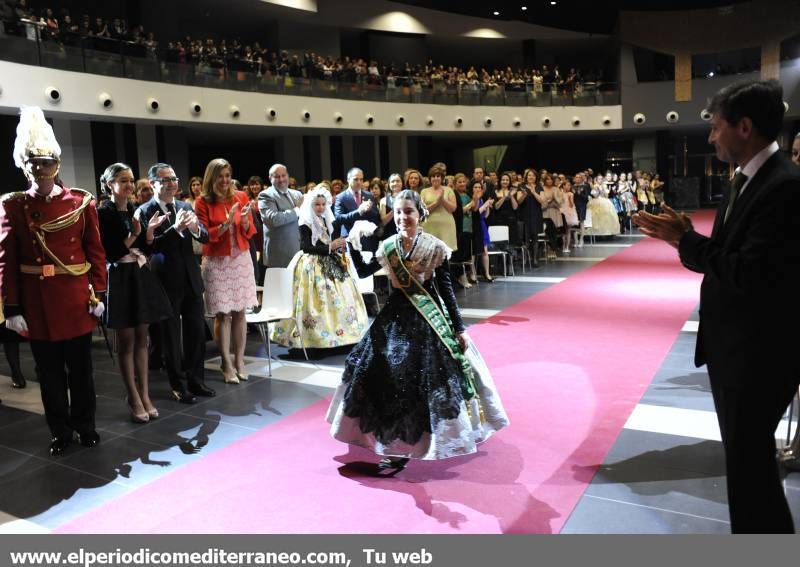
137, 198, 208, 296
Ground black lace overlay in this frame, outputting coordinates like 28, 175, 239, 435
339, 269, 467, 446
319, 254, 348, 281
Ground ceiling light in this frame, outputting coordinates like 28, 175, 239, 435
521, 5, 527, 9
550, 1, 557, 5
493, 11, 500, 16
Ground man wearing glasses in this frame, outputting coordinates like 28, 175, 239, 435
136, 163, 213, 404
0, 106, 107, 456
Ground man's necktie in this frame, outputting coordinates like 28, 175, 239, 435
354, 190, 361, 207
166, 202, 177, 219
724, 171, 747, 224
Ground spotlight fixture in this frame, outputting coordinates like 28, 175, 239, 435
98, 92, 113, 109
484, 117, 492, 127
45, 86, 61, 103
542, 116, 551, 127
426, 116, 434, 126
571, 116, 581, 127
146, 97, 159, 113
633, 112, 646, 125
334, 112, 343, 123
700, 109, 712, 121
301, 110, 311, 121
455, 116, 463, 126
267, 108, 277, 119
190, 102, 202, 115
666, 110, 679, 123
366, 114, 374, 124
396, 115, 405, 125
513, 118, 521, 127
229, 105, 240, 119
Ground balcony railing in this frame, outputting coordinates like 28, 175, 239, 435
0, 24, 620, 107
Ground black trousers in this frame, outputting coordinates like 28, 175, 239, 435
160, 286, 207, 391
30, 332, 95, 439
709, 366, 798, 533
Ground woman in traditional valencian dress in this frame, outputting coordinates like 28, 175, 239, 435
586, 174, 621, 236
271, 185, 369, 351
327, 190, 509, 472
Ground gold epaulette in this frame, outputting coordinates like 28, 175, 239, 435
0, 191, 26, 204
68, 187, 96, 202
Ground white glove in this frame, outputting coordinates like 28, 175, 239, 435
90, 301, 105, 318
5, 315, 28, 335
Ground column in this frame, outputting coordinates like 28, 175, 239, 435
51, 118, 95, 194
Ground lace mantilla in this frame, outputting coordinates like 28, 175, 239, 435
377, 231, 451, 287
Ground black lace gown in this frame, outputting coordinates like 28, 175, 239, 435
326, 233, 509, 460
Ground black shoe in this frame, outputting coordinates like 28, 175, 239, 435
77, 430, 100, 448
49, 435, 72, 456
188, 382, 216, 397
171, 389, 198, 404
378, 457, 410, 471
10, 373, 26, 388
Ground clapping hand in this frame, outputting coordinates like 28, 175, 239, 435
240, 203, 252, 230
146, 211, 169, 233
330, 237, 347, 252
227, 202, 240, 224
174, 208, 191, 231
184, 210, 200, 232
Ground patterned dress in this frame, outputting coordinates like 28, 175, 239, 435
270, 224, 368, 349
202, 230, 257, 315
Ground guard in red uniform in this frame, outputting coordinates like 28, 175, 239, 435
0, 106, 107, 456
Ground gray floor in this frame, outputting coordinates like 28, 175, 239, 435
0, 230, 797, 533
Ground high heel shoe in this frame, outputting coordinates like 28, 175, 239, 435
234, 370, 249, 382
142, 402, 159, 420
126, 397, 149, 424
221, 367, 240, 384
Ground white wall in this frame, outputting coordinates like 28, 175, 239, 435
0, 61, 623, 134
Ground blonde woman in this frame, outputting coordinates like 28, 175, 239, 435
194, 159, 257, 384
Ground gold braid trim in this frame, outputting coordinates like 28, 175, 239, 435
34, 191, 94, 277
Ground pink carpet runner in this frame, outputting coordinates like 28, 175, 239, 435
58, 212, 714, 534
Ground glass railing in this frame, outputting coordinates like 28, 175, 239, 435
0, 26, 620, 107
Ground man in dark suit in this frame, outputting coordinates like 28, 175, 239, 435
334, 167, 380, 253
635, 79, 800, 533
137, 163, 214, 404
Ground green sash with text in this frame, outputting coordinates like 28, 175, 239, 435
383, 237, 476, 401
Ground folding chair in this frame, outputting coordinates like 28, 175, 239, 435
487, 225, 514, 277
245, 267, 308, 377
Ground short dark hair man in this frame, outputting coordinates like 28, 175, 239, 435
635, 79, 800, 533
137, 163, 214, 403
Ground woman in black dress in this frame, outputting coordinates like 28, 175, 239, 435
97, 163, 172, 423
327, 190, 508, 472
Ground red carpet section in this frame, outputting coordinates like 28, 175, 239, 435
58, 211, 714, 534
